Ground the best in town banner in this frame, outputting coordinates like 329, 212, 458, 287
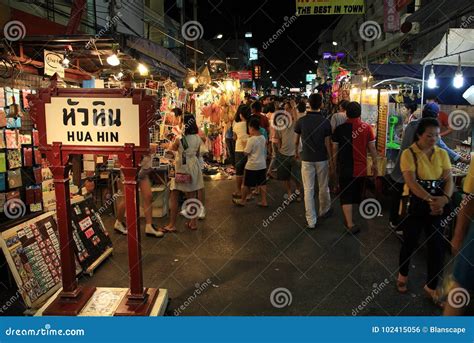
296, 0, 365, 15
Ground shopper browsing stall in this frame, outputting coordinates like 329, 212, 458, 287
389, 103, 469, 233
160, 114, 204, 232
397, 118, 454, 306
232, 105, 251, 198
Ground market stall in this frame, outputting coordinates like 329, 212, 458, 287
419, 28, 474, 183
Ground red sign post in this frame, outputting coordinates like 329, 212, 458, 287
29, 85, 159, 316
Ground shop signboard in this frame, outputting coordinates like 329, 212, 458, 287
44, 97, 140, 147
229, 71, 253, 80
384, 0, 400, 32
44, 50, 65, 78
296, 0, 365, 15
31, 88, 153, 152
249, 48, 258, 61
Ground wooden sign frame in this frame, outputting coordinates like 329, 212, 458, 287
29, 86, 158, 316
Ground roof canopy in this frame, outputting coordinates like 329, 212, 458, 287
420, 29, 474, 66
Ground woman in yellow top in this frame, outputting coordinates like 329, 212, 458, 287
397, 118, 454, 305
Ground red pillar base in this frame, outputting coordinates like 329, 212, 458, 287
43, 286, 96, 316
114, 288, 159, 316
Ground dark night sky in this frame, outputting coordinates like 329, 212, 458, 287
165, 0, 340, 87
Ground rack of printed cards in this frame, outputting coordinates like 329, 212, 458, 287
0, 86, 45, 221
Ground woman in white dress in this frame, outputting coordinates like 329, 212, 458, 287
160, 114, 204, 232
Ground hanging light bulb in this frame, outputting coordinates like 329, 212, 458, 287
453, 55, 464, 89
62, 56, 70, 68
107, 53, 120, 66
427, 63, 437, 89
137, 63, 148, 76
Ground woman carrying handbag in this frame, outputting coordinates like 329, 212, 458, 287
397, 118, 454, 307
160, 114, 204, 232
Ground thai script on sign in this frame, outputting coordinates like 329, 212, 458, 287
62, 99, 122, 127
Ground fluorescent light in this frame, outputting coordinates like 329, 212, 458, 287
453, 55, 464, 89
107, 53, 120, 66
216, 34, 223, 39
137, 63, 148, 76
453, 72, 464, 88
245, 32, 252, 38
428, 64, 437, 89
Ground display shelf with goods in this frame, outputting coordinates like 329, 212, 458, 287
70, 197, 113, 276
0, 86, 44, 223
354, 77, 425, 176
0, 212, 73, 312
195, 79, 243, 165
451, 139, 472, 187
0, 195, 114, 312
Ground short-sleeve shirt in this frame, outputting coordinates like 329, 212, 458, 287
244, 135, 267, 170
463, 154, 474, 194
400, 143, 451, 195
233, 121, 249, 152
438, 111, 450, 128
275, 122, 297, 157
294, 111, 331, 162
330, 112, 347, 132
332, 118, 375, 177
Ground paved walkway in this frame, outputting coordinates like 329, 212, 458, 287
0, 177, 444, 316
82, 178, 441, 316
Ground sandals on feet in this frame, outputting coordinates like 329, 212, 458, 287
233, 198, 245, 207
185, 222, 198, 231
396, 280, 408, 294
424, 286, 444, 308
159, 226, 177, 233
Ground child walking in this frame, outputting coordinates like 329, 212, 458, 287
233, 118, 268, 207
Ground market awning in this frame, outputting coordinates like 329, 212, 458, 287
372, 77, 424, 89
420, 29, 474, 66
126, 36, 186, 80
368, 63, 474, 79
405, 1, 473, 23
